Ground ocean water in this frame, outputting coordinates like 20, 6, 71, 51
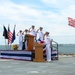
0, 44, 75, 54
58, 44, 75, 54
0, 45, 12, 50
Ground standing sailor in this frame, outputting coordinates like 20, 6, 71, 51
36, 27, 44, 42
29, 25, 36, 42
44, 32, 52, 62
17, 30, 23, 50
22, 29, 29, 50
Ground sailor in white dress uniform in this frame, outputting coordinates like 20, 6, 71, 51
29, 25, 36, 42
17, 30, 23, 50
36, 27, 44, 42
44, 32, 52, 62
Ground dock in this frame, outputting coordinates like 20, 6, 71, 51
0, 55, 75, 75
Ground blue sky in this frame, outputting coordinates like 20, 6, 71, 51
0, 0, 75, 45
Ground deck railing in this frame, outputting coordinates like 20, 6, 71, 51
52, 40, 58, 60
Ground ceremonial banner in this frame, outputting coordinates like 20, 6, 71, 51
0, 50, 34, 61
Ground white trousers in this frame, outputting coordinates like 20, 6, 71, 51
19, 41, 23, 50
46, 44, 51, 61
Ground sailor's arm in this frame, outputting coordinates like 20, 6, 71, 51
28, 27, 32, 32
17, 32, 19, 36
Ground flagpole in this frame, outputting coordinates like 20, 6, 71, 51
5, 38, 7, 50
8, 42, 9, 50
9, 44, 11, 50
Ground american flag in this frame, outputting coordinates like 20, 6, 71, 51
8, 26, 13, 44
68, 17, 75, 27
11, 25, 16, 43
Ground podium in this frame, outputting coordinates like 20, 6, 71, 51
26, 34, 34, 51
33, 42, 45, 62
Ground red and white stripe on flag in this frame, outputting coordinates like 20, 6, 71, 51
68, 17, 75, 27
8, 31, 13, 44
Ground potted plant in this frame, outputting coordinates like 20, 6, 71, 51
12, 44, 18, 50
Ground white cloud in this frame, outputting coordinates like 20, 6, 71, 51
0, 0, 41, 23
0, 0, 75, 44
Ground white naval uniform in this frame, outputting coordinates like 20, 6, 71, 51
38, 31, 44, 41
44, 36, 51, 61
29, 29, 36, 50
29, 29, 36, 36
29, 29, 36, 42
18, 33, 23, 50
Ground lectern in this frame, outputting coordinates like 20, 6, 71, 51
33, 42, 45, 62
26, 34, 34, 51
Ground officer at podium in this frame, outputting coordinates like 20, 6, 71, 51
36, 27, 44, 42
29, 25, 36, 42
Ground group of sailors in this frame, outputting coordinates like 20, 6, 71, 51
17, 25, 53, 62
